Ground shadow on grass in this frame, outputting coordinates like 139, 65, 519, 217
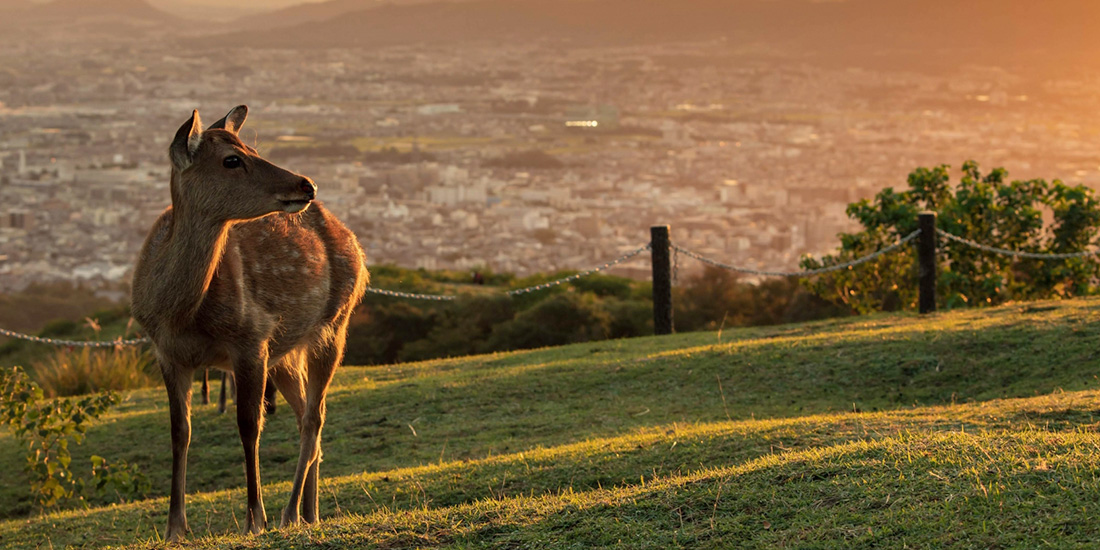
8, 388, 1100, 549
186, 430, 1100, 550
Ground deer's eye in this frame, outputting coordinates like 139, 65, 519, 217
223, 155, 242, 169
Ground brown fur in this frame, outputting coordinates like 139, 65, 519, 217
131, 106, 367, 541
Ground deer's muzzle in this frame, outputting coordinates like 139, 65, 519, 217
276, 177, 317, 213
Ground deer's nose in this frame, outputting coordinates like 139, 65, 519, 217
300, 178, 316, 200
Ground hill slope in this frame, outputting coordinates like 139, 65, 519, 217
208, 0, 1100, 70
3, 298, 1100, 547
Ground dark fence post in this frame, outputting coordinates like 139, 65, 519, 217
651, 225, 673, 335
918, 212, 937, 314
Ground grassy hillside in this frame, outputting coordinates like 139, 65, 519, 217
3, 298, 1100, 548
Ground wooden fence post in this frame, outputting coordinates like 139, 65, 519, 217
918, 212, 937, 314
651, 225, 674, 335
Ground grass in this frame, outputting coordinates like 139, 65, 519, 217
3, 298, 1100, 548
31, 346, 159, 397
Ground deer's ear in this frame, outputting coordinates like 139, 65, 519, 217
169, 110, 203, 171
207, 105, 248, 134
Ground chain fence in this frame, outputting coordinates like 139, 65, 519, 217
0, 327, 150, 348
363, 244, 651, 300
672, 229, 923, 278
935, 228, 1100, 260
1, 245, 652, 346
12, 225, 1097, 349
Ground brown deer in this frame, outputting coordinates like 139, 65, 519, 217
131, 105, 368, 541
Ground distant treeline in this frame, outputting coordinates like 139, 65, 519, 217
343, 264, 845, 365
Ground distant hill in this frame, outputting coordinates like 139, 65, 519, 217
0, 0, 30, 13
207, 0, 1100, 71
244, 0, 384, 29
0, 0, 181, 37
27, 0, 173, 20
242, 0, 479, 30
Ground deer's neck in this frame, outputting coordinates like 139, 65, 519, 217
157, 209, 234, 325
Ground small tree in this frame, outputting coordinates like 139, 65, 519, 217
802, 161, 1100, 312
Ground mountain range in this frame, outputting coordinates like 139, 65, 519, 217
204, 0, 1100, 71
0, 0, 178, 35
5, 0, 1100, 72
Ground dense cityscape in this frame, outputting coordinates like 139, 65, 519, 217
3, 4, 1100, 294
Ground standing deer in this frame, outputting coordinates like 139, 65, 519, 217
131, 105, 368, 541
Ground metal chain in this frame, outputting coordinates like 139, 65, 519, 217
935, 228, 1100, 260
506, 244, 652, 296
363, 288, 458, 301
672, 244, 680, 286
0, 327, 150, 347
1, 245, 653, 346
364, 244, 652, 300
672, 229, 922, 278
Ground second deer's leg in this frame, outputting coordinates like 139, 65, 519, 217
264, 377, 278, 415
218, 371, 230, 414
234, 351, 270, 535
161, 359, 195, 542
200, 369, 210, 405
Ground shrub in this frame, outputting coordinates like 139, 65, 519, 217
0, 367, 149, 509
486, 293, 611, 351
802, 161, 1100, 313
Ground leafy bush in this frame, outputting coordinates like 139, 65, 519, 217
0, 367, 149, 509
674, 266, 845, 332
802, 161, 1100, 313
486, 293, 612, 351
399, 295, 515, 361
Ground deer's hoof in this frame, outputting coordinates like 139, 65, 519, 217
245, 508, 267, 535
165, 522, 188, 544
280, 509, 300, 529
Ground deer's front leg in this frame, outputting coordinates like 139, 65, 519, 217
235, 354, 269, 535
162, 362, 195, 542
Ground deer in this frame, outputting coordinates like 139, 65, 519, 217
131, 105, 368, 541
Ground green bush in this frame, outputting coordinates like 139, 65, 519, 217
486, 293, 611, 351
802, 161, 1100, 313
0, 367, 149, 509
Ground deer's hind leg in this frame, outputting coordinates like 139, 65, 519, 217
270, 350, 309, 528
285, 323, 349, 526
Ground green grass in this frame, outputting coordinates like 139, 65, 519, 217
3, 298, 1100, 548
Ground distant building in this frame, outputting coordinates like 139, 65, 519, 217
0, 210, 33, 230
564, 104, 620, 130
417, 104, 462, 116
